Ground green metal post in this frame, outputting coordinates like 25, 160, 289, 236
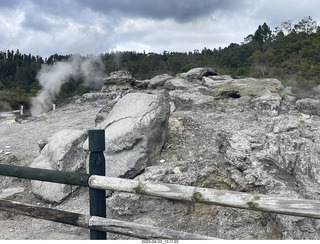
88, 129, 106, 240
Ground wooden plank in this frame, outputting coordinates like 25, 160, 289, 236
0, 199, 218, 240
0, 164, 90, 187
89, 216, 219, 240
0, 199, 89, 228
88, 175, 320, 219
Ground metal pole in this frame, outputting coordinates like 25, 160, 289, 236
88, 129, 106, 240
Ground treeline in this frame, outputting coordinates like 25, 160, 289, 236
105, 16, 320, 85
215, 16, 320, 84
1, 16, 320, 111
0, 50, 44, 111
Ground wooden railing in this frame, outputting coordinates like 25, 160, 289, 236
0, 199, 214, 240
1, 130, 320, 240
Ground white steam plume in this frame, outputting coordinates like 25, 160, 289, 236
31, 54, 106, 116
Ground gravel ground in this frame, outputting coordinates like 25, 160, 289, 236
0, 93, 111, 240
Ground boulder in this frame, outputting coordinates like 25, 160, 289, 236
132, 79, 149, 89
97, 92, 170, 178
252, 93, 283, 117
179, 67, 218, 82
164, 78, 191, 90
102, 70, 134, 91
202, 76, 230, 88
105, 70, 133, 83
295, 98, 320, 116
169, 90, 215, 111
212, 78, 285, 98
148, 73, 172, 89
30, 129, 87, 203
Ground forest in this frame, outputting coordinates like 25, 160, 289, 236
1, 16, 320, 112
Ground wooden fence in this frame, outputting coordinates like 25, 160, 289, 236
1, 130, 320, 240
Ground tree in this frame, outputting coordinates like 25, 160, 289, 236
254, 23, 272, 44
261, 22, 272, 42
243, 34, 254, 44
275, 20, 293, 36
249, 49, 275, 78
254, 25, 264, 44
294, 16, 317, 35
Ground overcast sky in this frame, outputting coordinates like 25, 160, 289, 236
1, 0, 320, 58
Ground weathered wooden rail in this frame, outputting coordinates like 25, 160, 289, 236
0, 130, 217, 240
88, 175, 320, 219
2, 163, 320, 220
1, 129, 320, 239
0, 199, 214, 240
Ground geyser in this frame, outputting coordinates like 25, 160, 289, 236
30, 54, 106, 116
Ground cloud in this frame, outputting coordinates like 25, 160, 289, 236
1, 0, 320, 58
22, 12, 54, 32
0, 0, 116, 57
0, 8, 25, 46
248, 0, 320, 28
0, 0, 21, 8
75, 0, 249, 23
107, 7, 259, 53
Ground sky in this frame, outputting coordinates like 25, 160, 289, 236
1, 0, 320, 58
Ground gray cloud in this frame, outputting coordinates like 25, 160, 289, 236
26, 0, 80, 17
0, 0, 21, 8
22, 12, 53, 32
1, 0, 320, 58
75, 0, 249, 22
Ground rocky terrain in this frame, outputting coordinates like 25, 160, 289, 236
1, 67, 320, 239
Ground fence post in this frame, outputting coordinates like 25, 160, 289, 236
88, 129, 106, 240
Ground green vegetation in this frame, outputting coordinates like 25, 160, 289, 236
1, 16, 320, 112
0, 50, 43, 111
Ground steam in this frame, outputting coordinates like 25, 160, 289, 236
31, 54, 106, 116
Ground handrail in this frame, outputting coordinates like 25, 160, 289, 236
0, 199, 217, 240
2, 163, 320, 220
89, 175, 320, 219
0, 163, 90, 186
1, 129, 320, 240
